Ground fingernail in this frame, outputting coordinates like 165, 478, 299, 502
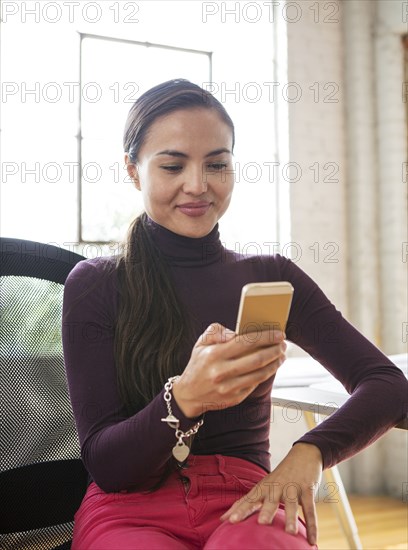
258, 514, 270, 525
230, 513, 239, 522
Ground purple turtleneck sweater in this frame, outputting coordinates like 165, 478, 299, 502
62, 219, 408, 493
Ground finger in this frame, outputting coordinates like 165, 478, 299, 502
220, 491, 262, 523
235, 328, 286, 348
224, 330, 286, 360
283, 500, 299, 535
229, 358, 285, 398
220, 500, 240, 521
301, 497, 318, 545
257, 499, 280, 525
227, 344, 286, 379
196, 323, 235, 347
224, 502, 263, 523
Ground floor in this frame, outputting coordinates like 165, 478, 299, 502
315, 495, 408, 550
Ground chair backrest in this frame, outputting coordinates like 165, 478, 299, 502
0, 238, 88, 550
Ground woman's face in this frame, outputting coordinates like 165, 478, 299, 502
126, 108, 235, 238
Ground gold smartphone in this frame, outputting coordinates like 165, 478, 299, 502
235, 282, 294, 336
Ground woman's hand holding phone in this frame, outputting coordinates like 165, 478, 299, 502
172, 323, 287, 418
173, 281, 293, 418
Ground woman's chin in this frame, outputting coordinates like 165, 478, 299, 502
161, 211, 218, 238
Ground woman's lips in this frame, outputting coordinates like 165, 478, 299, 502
177, 202, 212, 217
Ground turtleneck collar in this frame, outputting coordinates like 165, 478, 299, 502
145, 216, 224, 267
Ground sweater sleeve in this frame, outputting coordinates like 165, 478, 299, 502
277, 255, 408, 470
62, 259, 200, 492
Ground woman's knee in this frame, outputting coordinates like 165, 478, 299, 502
204, 509, 317, 550
74, 529, 190, 550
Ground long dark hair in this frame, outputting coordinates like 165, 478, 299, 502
115, 79, 235, 416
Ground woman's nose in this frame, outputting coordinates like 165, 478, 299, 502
182, 166, 208, 195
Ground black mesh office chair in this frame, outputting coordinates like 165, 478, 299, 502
0, 238, 88, 550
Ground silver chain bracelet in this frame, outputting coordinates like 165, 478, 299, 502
161, 375, 204, 463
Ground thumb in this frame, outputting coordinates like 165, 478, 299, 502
196, 323, 235, 347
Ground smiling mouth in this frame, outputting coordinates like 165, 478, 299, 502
177, 202, 212, 217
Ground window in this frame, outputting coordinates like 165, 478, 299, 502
1, 0, 287, 255
80, 34, 211, 242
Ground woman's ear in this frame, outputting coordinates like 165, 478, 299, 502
125, 154, 141, 190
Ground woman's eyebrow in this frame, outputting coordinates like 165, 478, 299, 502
205, 148, 232, 158
156, 150, 187, 158
156, 148, 232, 158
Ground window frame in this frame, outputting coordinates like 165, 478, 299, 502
77, 32, 212, 243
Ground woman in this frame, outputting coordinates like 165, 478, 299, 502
62, 79, 407, 550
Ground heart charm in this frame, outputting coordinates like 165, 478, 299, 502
172, 442, 190, 463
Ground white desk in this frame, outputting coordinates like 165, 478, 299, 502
271, 354, 408, 549
272, 385, 408, 431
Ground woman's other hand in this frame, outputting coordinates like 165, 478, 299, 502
172, 323, 286, 418
220, 443, 323, 546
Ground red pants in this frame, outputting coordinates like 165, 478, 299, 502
72, 454, 317, 549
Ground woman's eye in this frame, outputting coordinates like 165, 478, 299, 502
161, 165, 182, 172
206, 163, 227, 171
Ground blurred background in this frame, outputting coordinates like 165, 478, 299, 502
1, 1, 407, 547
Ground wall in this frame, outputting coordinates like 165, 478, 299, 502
287, 0, 348, 316
271, 0, 407, 499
